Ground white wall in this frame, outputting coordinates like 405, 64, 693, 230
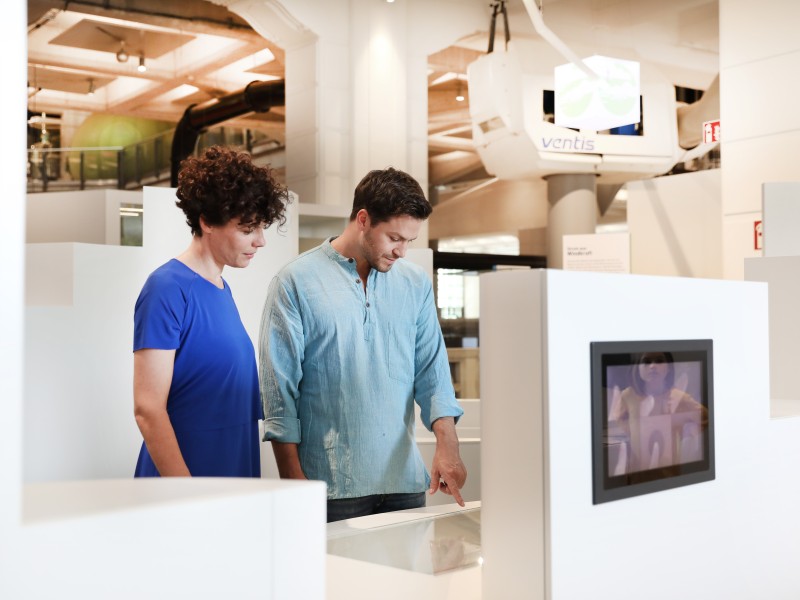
745, 181, 800, 416
481, 269, 800, 599
627, 169, 722, 279
744, 255, 800, 415
26, 189, 142, 245
9, 185, 326, 600
762, 181, 800, 257
24, 187, 298, 482
25, 243, 147, 481
719, 1, 800, 278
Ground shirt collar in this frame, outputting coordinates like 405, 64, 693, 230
322, 237, 356, 266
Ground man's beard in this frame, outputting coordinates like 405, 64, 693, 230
362, 230, 395, 273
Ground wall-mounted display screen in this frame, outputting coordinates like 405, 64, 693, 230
590, 339, 715, 504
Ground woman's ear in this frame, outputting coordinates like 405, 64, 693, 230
199, 216, 214, 235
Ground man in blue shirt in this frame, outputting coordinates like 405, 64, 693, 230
259, 167, 467, 522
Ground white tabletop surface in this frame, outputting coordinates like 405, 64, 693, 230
327, 501, 482, 600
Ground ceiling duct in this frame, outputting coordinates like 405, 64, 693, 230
170, 79, 285, 186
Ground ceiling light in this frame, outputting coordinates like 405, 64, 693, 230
455, 82, 465, 102
88, 79, 95, 96
116, 41, 129, 63
137, 54, 147, 73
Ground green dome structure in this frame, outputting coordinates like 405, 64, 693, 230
69, 113, 173, 182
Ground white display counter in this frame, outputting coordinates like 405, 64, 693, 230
327, 502, 482, 600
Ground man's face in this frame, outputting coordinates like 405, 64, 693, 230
359, 212, 423, 273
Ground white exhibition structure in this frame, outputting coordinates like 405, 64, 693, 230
480, 267, 800, 600
6, 186, 327, 599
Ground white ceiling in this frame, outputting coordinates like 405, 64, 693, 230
26, 0, 719, 193
27, 0, 285, 136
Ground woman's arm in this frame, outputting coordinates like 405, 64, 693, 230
133, 348, 191, 476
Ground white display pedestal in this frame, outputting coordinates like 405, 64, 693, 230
480, 269, 800, 599
4, 478, 326, 598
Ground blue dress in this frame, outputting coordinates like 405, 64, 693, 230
133, 259, 262, 477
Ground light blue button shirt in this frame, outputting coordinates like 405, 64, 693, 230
259, 238, 463, 499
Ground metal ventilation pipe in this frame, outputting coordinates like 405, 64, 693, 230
170, 79, 285, 186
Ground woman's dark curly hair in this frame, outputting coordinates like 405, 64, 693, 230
176, 145, 289, 236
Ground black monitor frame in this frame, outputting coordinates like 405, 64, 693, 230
590, 339, 715, 504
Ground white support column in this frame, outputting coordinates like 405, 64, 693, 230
221, 0, 352, 208
0, 0, 25, 562
225, 0, 487, 244
545, 173, 597, 269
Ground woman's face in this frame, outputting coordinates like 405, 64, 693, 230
205, 217, 267, 269
638, 352, 669, 384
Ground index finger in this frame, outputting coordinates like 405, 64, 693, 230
447, 477, 465, 507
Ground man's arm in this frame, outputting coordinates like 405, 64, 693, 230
411, 278, 467, 503
429, 416, 467, 506
271, 441, 307, 479
259, 276, 306, 476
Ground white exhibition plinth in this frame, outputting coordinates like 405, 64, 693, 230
480, 268, 800, 600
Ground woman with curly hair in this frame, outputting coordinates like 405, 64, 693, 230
133, 146, 288, 478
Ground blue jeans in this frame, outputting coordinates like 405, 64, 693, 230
327, 492, 426, 523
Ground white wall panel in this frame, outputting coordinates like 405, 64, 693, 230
27, 190, 142, 245
24, 188, 298, 482
627, 170, 722, 279
480, 270, 545, 599
722, 131, 800, 216
762, 181, 800, 257
722, 211, 762, 280
745, 255, 800, 407
720, 0, 800, 281
719, 0, 800, 69
722, 50, 800, 142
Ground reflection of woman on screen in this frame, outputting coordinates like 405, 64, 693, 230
608, 352, 706, 475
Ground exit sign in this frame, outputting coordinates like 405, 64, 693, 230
703, 120, 720, 144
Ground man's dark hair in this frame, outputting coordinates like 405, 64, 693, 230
350, 167, 432, 223
176, 145, 289, 236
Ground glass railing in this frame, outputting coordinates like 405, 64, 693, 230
27, 125, 283, 193
27, 146, 124, 192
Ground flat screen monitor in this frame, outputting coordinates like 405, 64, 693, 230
590, 339, 715, 504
